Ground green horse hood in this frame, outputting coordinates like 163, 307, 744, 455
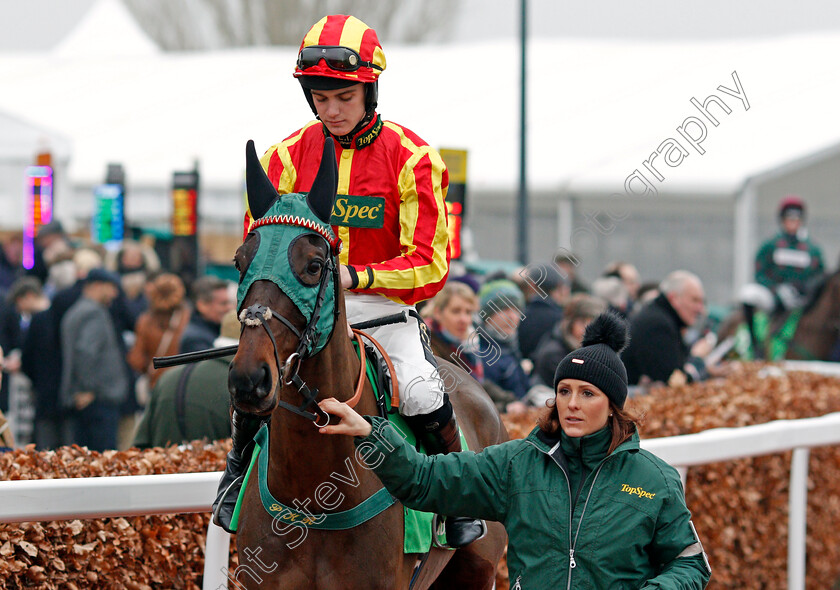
237, 138, 341, 357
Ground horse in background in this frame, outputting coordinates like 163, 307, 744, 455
717, 269, 840, 361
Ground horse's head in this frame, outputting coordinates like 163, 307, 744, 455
228, 138, 340, 415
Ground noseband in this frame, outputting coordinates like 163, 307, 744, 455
239, 242, 340, 426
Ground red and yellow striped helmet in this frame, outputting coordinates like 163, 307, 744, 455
294, 15, 386, 85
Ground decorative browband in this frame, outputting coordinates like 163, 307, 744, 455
249, 214, 342, 254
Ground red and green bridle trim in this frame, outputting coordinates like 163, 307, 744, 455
249, 213, 342, 255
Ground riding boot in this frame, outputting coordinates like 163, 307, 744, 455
742, 303, 764, 360
212, 408, 263, 533
404, 395, 486, 549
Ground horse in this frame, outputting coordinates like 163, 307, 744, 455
226, 138, 507, 589
717, 270, 840, 361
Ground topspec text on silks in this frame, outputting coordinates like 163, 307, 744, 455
624, 70, 750, 197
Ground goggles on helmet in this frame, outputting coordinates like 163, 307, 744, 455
297, 45, 383, 73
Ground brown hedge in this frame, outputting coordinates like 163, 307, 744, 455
2, 364, 840, 589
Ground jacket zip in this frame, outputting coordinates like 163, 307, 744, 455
527, 439, 621, 590
568, 461, 609, 589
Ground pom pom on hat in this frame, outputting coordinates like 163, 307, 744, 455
554, 312, 630, 408
581, 311, 629, 352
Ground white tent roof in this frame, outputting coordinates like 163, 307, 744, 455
53, 0, 159, 59
0, 109, 71, 161
0, 21, 837, 194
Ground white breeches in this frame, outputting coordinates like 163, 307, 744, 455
345, 293, 444, 417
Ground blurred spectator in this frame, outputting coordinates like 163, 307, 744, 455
31, 220, 73, 284
517, 263, 570, 361
591, 275, 630, 317
128, 273, 191, 395
179, 276, 235, 353
0, 278, 48, 444
2, 278, 47, 410
43, 245, 77, 299
0, 345, 13, 449
447, 261, 481, 294
60, 269, 129, 451
0, 299, 9, 413
623, 270, 724, 387
21, 249, 103, 450
603, 261, 641, 310
554, 251, 589, 294
50, 248, 105, 322
425, 281, 483, 381
107, 240, 161, 321
636, 282, 661, 308
0, 232, 24, 298
133, 310, 237, 449
22, 304, 69, 449
531, 293, 607, 389
477, 279, 530, 414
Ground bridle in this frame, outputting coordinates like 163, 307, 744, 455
238, 236, 341, 426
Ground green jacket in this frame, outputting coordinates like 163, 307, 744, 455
133, 357, 232, 449
357, 417, 710, 590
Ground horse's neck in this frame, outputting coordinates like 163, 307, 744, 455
794, 275, 840, 359
267, 324, 381, 504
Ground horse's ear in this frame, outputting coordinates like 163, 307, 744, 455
245, 139, 279, 220
306, 137, 338, 224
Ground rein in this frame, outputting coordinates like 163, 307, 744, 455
237, 237, 399, 424
236, 304, 403, 426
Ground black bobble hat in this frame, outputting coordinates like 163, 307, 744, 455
553, 312, 630, 408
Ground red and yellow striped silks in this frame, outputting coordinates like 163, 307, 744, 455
248, 119, 450, 306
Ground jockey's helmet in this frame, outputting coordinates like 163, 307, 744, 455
778, 195, 805, 220
294, 15, 386, 116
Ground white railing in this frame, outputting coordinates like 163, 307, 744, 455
641, 411, 840, 590
1, 360, 838, 590
0, 471, 231, 589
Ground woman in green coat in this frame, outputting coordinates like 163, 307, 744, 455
319, 312, 711, 589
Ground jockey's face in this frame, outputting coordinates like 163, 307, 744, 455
781, 216, 802, 236
311, 84, 366, 137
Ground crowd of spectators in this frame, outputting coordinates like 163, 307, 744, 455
0, 192, 834, 451
3, 221, 730, 452
420, 255, 735, 415
0, 224, 235, 451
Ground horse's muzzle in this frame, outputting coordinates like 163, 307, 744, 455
228, 362, 275, 413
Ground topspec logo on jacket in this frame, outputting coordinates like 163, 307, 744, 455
330, 195, 385, 228
621, 483, 656, 499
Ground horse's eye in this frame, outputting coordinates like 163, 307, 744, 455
306, 260, 324, 275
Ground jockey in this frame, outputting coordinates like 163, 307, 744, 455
739, 195, 824, 356
213, 15, 483, 547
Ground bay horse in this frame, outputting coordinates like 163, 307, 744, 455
717, 270, 840, 361
226, 138, 507, 589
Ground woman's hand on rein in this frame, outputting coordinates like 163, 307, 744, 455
318, 398, 373, 437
